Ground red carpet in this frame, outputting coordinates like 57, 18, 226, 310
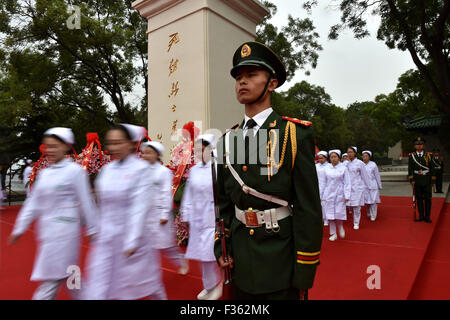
408, 203, 450, 299
0, 196, 446, 300
310, 196, 446, 300
0, 205, 203, 300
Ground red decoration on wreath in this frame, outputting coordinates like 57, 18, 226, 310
29, 144, 50, 190
168, 121, 200, 245
76, 133, 111, 176
136, 127, 152, 154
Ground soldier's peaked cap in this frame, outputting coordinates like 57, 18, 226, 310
230, 42, 287, 88
414, 136, 425, 144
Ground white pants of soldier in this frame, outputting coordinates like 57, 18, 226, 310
197, 261, 222, 300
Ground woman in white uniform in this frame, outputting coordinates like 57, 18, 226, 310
346, 146, 371, 229
341, 153, 349, 166
23, 160, 33, 196
362, 150, 382, 221
9, 127, 98, 300
315, 151, 329, 226
141, 141, 189, 275
84, 124, 166, 300
322, 150, 351, 241
180, 134, 222, 300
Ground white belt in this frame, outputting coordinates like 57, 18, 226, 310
224, 131, 288, 207
235, 206, 291, 232
414, 170, 429, 175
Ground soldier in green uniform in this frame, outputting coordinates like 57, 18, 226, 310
214, 41, 323, 300
432, 149, 444, 193
408, 137, 436, 223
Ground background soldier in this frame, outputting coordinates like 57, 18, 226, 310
432, 149, 444, 193
408, 137, 435, 223
214, 42, 323, 300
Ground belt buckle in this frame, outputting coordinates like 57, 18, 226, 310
244, 208, 260, 228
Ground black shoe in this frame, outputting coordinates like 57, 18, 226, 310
415, 218, 424, 222
425, 218, 432, 223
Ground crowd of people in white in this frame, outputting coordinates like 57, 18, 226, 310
9, 125, 223, 301
315, 147, 382, 242
8, 124, 382, 300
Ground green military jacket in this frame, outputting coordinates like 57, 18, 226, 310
431, 157, 444, 175
408, 151, 436, 186
214, 110, 323, 294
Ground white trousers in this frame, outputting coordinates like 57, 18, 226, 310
32, 280, 62, 300
329, 220, 344, 236
33, 279, 83, 300
351, 206, 361, 226
161, 246, 185, 269
321, 200, 328, 225
367, 204, 378, 220
147, 283, 168, 300
201, 261, 221, 291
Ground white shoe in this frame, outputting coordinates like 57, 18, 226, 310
178, 261, 189, 275
324, 222, 329, 226
339, 228, 345, 239
353, 225, 359, 230
370, 217, 375, 222
197, 289, 209, 300
329, 234, 337, 241
205, 282, 223, 300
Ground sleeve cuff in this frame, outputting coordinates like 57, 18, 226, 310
297, 250, 320, 265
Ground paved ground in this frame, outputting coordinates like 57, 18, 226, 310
3, 182, 449, 206
380, 181, 449, 201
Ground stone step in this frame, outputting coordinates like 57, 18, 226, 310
380, 165, 408, 172
380, 171, 408, 182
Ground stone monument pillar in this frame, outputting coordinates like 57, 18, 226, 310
132, 0, 268, 162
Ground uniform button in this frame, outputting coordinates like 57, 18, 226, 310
242, 165, 248, 172
224, 164, 228, 169
249, 229, 254, 236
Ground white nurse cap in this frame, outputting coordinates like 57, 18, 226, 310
120, 124, 146, 142
141, 141, 164, 155
44, 127, 75, 145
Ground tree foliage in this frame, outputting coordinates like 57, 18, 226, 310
273, 81, 352, 151
304, 0, 450, 115
0, 0, 324, 176
1, 0, 149, 175
257, 1, 322, 78
0, 0, 148, 125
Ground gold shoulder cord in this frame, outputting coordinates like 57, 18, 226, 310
267, 121, 297, 181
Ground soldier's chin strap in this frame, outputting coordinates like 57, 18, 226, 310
248, 74, 273, 105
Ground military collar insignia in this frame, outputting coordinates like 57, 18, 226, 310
241, 44, 251, 58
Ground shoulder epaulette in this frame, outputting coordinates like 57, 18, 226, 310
218, 123, 239, 140
282, 116, 312, 126
231, 123, 240, 130
409, 152, 414, 156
